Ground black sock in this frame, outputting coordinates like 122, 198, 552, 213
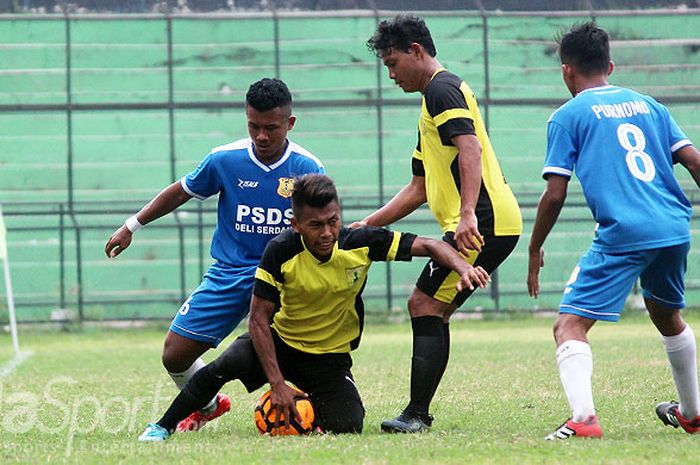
405, 316, 445, 419
427, 323, 450, 402
157, 365, 226, 432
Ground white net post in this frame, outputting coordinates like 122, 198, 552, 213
0, 205, 19, 355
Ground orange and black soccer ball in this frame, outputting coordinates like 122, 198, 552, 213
254, 387, 315, 436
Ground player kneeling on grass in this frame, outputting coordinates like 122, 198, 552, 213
139, 173, 489, 441
527, 22, 700, 440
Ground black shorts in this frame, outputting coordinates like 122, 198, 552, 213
415, 233, 519, 308
208, 330, 364, 433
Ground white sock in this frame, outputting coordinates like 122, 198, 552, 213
168, 358, 217, 411
662, 325, 700, 419
556, 340, 595, 422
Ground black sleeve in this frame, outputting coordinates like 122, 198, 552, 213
394, 232, 417, 262
412, 157, 425, 176
253, 242, 282, 306
253, 279, 280, 308
251, 231, 299, 306
425, 79, 476, 146
344, 227, 416, 262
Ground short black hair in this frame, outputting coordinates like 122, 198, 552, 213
558, 22, 610, 76
291, 174, 339, 214
367, 13, 437, 58
245, 78, 292, 112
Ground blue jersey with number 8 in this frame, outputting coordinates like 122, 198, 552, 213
543, 85, 693, 253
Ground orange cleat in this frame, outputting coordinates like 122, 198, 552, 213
545, 415, 602, 440
176, 393, 231, 432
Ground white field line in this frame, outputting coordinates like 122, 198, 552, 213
0, 350, 33, 382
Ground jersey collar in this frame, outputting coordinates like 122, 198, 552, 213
577, 84, 616, 95
430, 67, 446, 81
300, 235, 338, 264
247, 139, 293, 172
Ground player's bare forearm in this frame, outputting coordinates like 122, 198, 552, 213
527, 175, 568, 298
455, 134, 482, 218
248, 295, 285, 388
676, 145, 700, 189
136, 181, 192, 225
361, 176, 426, 227
411, 237, 489, 290
453, 134, 484, 252
411, 237, 467, 274
248, 295, 300, 426
529, 176, 569, 252
104, 181, 192, 258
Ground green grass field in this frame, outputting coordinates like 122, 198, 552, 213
1, 313, 700, 464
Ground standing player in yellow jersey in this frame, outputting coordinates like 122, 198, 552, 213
359, 13, 522, 433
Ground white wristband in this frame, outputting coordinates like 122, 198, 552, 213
125, 215, 144, 233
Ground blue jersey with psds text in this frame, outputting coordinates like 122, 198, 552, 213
543, 85, 693, 253
181, 138, 324, 267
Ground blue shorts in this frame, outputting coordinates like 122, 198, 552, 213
170, 261, 257, 347
560, 242, 689, 322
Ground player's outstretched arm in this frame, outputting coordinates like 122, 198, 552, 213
105, 181, 191, 258
350, 175, 426, 228
410, 236, 489, 292
527, 175, 569, 298
676, 145, 700, 189
248, 294, 302, 429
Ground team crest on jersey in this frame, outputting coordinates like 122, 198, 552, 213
277, 177, 294, 198
345, 266, 366, 287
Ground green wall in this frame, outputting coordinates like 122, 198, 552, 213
1, 12, 699, 320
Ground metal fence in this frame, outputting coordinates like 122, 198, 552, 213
1, 7, 700, 322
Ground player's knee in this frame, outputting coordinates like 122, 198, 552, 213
553, 314, 593, 345
407, 292, 421, 316
317, 401, 365, 434
408, 290, 436, 317
162, 332, 211, 373
310, 368, 365, 434
161, 347, 188, 373
408, 292, 446, 319
342, 403, 365, 434
553, 316, 571, 344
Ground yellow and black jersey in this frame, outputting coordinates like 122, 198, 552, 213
413, 68, 522, 237
254, 226, 417, 354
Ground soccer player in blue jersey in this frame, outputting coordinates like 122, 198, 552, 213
105, 78, 324, 432
527, 22, 700, 440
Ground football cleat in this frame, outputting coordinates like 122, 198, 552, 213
138, 423, 170, 442
380, 411, 433, 433
176, 393, 231, 432
656, 401, 700, 434
545, 415, 602, 440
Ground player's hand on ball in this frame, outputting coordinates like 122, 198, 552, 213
270, 382, 305, 430
105, 225, 133, 258
255, 386, 314, 436
456, 265, 489, 292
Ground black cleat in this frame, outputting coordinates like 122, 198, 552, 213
657, 401, 682, 429
656, 401, 700, 434
380, 411, 433, 433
